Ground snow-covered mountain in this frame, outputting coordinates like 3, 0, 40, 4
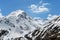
0, 10, 42, 40
26, 16, 60, 40
0, 10, 60, 40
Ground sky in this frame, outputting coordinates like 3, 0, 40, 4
0, 0, 60, 19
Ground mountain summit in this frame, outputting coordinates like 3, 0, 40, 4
8, 10, 24, 17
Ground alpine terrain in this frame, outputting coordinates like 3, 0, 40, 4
0, 10, 60, 40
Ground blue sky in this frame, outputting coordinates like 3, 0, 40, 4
0, 0, 60, 18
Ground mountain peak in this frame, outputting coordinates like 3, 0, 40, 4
7, 10, 24, 17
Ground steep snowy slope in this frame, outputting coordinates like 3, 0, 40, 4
38, 16, 60, 40
24, 16, 60, 40
35, 16, 60, 40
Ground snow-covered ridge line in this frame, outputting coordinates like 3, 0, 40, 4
7, 10, 24, 17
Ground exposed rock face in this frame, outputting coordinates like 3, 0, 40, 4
24, 29, 41, 40
40, 16, 60, 40
0, 30, 9, 40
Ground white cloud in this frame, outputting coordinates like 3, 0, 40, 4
29, 0, 49, 13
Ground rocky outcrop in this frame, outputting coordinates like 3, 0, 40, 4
0, 30, 9, 40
